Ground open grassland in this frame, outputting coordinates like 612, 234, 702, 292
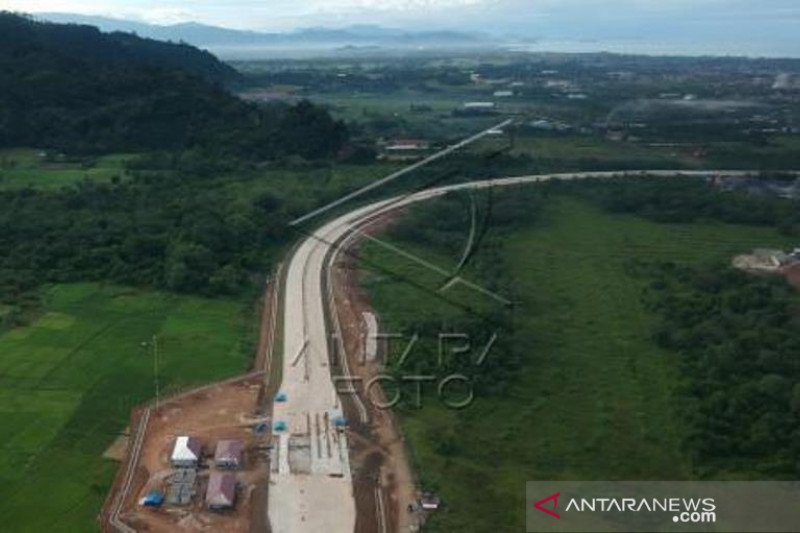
308, 90, 508, 137
0, 283, 253, 532
0, 149, 132, 190
508, 135, 696, 167
360, 193, 794, 532
223, 162, 400, 209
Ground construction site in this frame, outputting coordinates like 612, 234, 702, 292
100, 372, 270, 532
99, 269, 282, 533
100, 199, 443, 533
732, 247, 800, 288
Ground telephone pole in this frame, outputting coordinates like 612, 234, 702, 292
153, 334, 160, 411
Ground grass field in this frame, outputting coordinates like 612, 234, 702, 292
0, 283, 254, 531
307, 89, 509, 138
509, 135, 695, 165
0, 149, 132, 190
359, 192, 794, 532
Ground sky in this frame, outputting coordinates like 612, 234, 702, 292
0, 0, 794, 31
1, 0, 798, 55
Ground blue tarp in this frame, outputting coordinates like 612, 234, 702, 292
274, 392, 288, 403
333, 416, 347, 427
142, 491, 164, 507
273, 420, 288, 432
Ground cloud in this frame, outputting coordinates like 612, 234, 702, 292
312, 0, 489, 10
134, 7, 195, 24
6, 0, 800, 34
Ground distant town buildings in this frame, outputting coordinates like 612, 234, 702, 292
528, 119, 574, 133
773, 73, 800, 90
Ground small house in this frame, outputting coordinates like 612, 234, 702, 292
171, 436, 202, 467
420, 493, 441, 511
385, 139, 430, 152
214, 439, 244, 470
463, 102, 495, 110
381, 139, 431, 161
206, 472, 237, 511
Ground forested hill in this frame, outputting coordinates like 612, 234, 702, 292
0, 13, 346, 157
0, 13, 237, 83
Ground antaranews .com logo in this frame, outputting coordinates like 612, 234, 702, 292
526, 482, 800, 533
532, 492, 716, 525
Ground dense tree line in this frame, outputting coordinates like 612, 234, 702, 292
0, 13, 347, 157
385, 179, 800, 477
560, 176, 800, 235
380, 187, 547, 396
571, 176, 800, 476
642, 262, 800, 477
0, 13, 239, 82
0, 169, 297, 312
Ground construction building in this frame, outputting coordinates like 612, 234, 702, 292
214, 439, 244, 470
206, 472, 237, 511
171, 436, 202, 467
167, 468, 197, 506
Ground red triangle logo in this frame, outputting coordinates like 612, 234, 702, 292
533, 492, 561, 519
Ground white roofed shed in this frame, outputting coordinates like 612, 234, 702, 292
171, 436, 202, 467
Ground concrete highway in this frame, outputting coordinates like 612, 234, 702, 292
266, 169, 791, 532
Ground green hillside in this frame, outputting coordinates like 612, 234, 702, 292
0, 13, 346, 157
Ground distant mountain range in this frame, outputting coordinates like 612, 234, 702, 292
36, 13, 494, 51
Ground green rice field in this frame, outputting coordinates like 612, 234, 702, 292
0, 283, 253, 531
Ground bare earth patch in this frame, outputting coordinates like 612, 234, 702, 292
330, 210, 422, 533
106, 375, 268, 532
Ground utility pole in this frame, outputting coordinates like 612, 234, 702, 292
153, 334, 160, 411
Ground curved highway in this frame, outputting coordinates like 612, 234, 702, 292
266, 169, 793, 532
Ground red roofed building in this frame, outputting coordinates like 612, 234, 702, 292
381, 139, 432, 161
385, 139, 430, 151
206, 472, 237, 511
214, 439, 244, 470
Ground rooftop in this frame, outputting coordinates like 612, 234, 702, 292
206, 472, 236, 508
171, 436, 202, 462
214, 439, 244, 464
